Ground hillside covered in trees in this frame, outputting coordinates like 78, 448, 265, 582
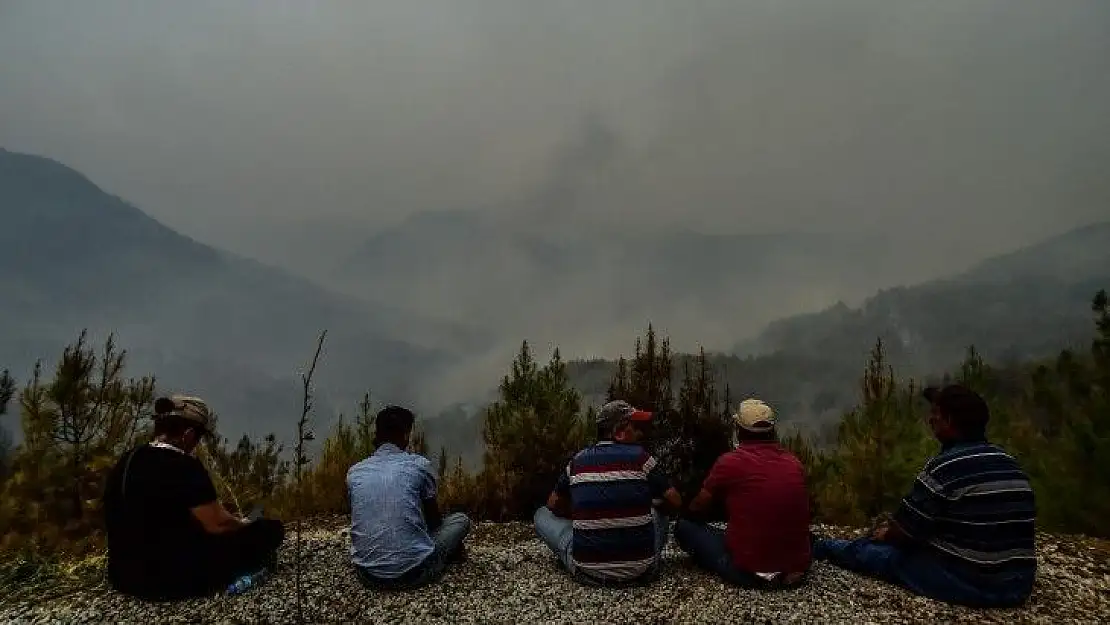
1, 287, 1107, 588
420, 225, 1110, 466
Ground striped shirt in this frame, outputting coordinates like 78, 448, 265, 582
893, 440, 1036, 581
555, 442, 670, 582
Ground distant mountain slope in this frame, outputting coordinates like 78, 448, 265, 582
529, 225, 1109, 453
955, 221, 1110, 284
0, 148, 467, 439
741, 221, 1110, 372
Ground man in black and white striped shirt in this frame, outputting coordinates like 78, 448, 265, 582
814, 384, 1037, 608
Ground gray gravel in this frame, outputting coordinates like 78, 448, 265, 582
2, 520, 1107, 624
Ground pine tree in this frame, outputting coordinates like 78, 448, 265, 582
0, 332, 155, 552
480, 342, 591, 520
0, 370, 13, 479
437, 445, 449, 479
822, 338, 930, 524
354, 392, 375, 459
607, 326, 674, 413
410, 428, 429, 456
665, 348, 733, 501
0, 370, 12, 415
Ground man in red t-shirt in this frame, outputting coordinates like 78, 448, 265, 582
676, 398, 812, 587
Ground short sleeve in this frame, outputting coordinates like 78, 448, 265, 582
554, 462, 571, 496
701, 456, 731, 495
176, 456, 219, 509
643, 454, 671, 498
893, 470, 946, 540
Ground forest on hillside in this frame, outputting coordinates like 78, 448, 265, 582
0, 289, 1107, 585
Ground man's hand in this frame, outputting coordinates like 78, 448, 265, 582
870, 521, 890, 542
656, 487, 683, 515
547, 491, 572, 518
871, 518, 914, 545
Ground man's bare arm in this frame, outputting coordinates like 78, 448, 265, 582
191, 501, 249, 534
684, 488, 715, 520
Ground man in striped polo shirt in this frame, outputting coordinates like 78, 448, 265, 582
815, 384, 1037, 607
534, 400, 682, 585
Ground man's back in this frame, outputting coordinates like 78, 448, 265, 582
347, 444, 436, 578
562, 442, 669, 582
895, 441, 1036, 583
103, 443, 218, 596
704, 442, 811, 574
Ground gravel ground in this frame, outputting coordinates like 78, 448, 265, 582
2, 520, 1107, 624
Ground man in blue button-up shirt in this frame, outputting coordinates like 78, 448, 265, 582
347, 405, 471, 588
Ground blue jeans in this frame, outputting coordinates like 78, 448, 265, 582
356, 513, 472, 590
674, 519, 806, 588
533, 507, 669, 586
814, 538, 1035, 608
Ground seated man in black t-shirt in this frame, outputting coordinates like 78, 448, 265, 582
102, 395, 285, 600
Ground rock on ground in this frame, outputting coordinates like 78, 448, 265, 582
2, 520, 1108, 624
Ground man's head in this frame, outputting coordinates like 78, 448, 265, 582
922, 384, 989, 443
374, 405, 416, 449
152, 395, 213, 454
732, 398, 777, 444
597, 400, 653, 443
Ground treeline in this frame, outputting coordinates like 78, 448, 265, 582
0, 290, 1107, 569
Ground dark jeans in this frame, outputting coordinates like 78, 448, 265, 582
210, 518, 284, 580
356, 513, 472, 590
674, 520, 807, 588
114, 517, 285, 601
814, 538, 1035, 608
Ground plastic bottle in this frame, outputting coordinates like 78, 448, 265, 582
226, 568, 269, 596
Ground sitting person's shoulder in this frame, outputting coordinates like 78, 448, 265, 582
408, 452, 432, 469
143, 443, 203, 469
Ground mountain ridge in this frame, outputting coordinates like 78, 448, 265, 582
0, 148, 468, 440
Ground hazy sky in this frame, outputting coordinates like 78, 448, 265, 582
2, 0, 1108, 270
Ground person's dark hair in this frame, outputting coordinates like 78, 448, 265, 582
736, 427, 776, 443
153, 414, 201, 439
596, 421, 613, 440
924, 385, 989, 439
374, 405, 416, 446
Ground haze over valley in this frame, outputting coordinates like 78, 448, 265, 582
2, 0, 1109, 454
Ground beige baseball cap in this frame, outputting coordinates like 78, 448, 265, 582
154, 394, 213, 433
733, 398, 775, 433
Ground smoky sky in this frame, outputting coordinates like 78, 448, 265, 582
2, 0, 1109, 277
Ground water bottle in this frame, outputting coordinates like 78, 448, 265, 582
226, 574, 253, 596
226, 568, 269, 596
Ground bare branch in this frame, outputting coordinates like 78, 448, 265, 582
293, 330, 327, 625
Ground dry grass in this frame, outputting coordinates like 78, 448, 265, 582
0, 551, 107, 607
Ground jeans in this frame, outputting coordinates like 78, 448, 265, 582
356, 513, 472, 590
814, 538, 1035, 608
533, 506, 669, 586
674, 519, 806, 588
